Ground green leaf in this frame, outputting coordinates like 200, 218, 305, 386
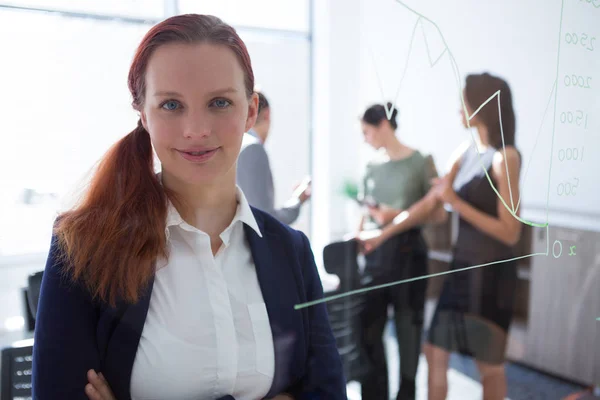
341, 179, 359, 200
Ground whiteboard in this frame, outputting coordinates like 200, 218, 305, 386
357, 0, 600, 230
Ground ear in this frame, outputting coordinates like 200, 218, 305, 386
245, 93, 259, 132
140, 111, 149, 131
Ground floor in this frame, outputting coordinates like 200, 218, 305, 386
345, 319, 590, 400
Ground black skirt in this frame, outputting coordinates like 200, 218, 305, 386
427, 258, 517, 364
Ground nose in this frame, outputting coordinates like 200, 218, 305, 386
183, 109, 212, 139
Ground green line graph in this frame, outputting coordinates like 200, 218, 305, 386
388, 0, 555, 229
515, 80, 557, 214
295, 0, 568, 310
548, 0, 565, 225
295, 252, 546, 310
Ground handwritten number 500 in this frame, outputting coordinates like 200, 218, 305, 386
557, 178, 579, 196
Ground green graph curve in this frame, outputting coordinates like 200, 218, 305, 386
294, 0, 568, 310
391, 0, 553, 228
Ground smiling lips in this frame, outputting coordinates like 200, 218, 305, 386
176, 147, 220, 163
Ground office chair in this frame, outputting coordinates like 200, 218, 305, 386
26, 271, 43, 328
21, 288, 35, 333
1, 270, 43, 400
322, 239, 369, 383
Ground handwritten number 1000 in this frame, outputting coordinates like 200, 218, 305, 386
565, 33, 596, 51
558, 147, 584, 162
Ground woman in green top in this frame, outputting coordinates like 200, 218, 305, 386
356, 102, 446, 400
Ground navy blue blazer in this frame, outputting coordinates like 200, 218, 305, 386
31, 208, 347, 399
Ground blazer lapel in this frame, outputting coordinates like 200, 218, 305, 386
102, 276, 155, 400
244, 216, 306, 398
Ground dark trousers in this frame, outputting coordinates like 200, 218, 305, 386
359, 230, 428, 400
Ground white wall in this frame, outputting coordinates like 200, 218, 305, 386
311, 0, 364, 274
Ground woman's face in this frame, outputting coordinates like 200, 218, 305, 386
361, 121, 384, 149
140, 42, 258, 186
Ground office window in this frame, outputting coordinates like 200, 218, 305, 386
0, 0, 164, 19
178, 0, 309, 33
0, 9, 150, 256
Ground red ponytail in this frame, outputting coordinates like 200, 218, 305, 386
55, 123, 168, 306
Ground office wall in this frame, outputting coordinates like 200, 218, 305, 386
310, 0, 365, 274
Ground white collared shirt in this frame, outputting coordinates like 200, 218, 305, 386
130, 187, 275, 400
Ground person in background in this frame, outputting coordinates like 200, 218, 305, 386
362, 73, 521, 400
236, 92, 311, 225
31, 14, 346, 400
355, 102, 445, 400
425, 72, 521, 400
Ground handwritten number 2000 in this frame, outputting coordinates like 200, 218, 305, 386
564, 75, 592, 88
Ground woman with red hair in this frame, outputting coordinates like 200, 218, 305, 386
31, 14, 345, 400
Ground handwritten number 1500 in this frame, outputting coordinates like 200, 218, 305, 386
565, 33, 596, 51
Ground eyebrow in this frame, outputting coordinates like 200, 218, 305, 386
153, 87, 239, 97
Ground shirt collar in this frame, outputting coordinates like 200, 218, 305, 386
223, 186, 263, 242
163, 183, 262, 244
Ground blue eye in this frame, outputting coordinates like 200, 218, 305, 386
213, 99, 231, 109
161, 100, 181, 111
